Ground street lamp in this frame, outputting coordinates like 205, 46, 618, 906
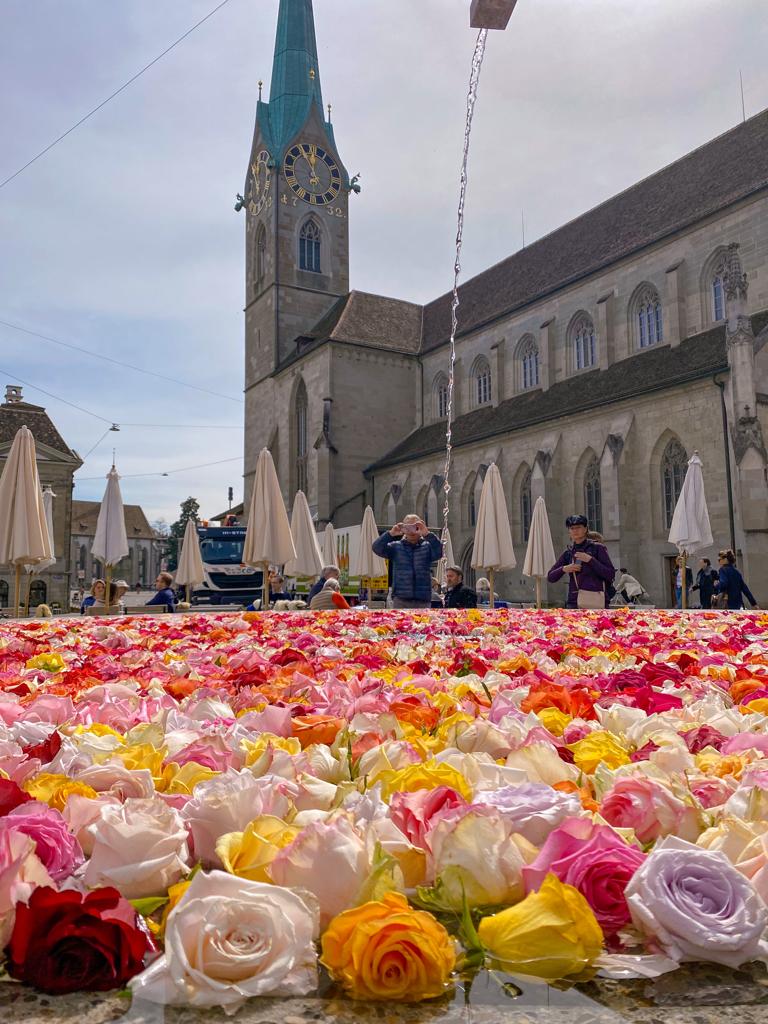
470, 0, 520, 29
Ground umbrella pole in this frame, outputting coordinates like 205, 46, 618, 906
186, 584, 190, 605
13, 565, 21, 618
24, 573, 33, 617
681, 552, 687, 611
489, 568, 495, 610
536, 576, 542, 610
105, 565, 112, 614
262, 562, 269, 612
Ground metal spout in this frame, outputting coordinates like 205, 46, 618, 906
470, 0, 520, 30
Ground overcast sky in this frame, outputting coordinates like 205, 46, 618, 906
1, 0, 767, 525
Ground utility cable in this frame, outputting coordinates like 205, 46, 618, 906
76, 455, 242, 481
0, 0, 235, 192
0, 318, 243, 404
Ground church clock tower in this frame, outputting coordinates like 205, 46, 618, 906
242, 0, 352, 496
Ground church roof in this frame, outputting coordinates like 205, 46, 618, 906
277, 290, 422, 370
0, 398, 80, 462
71, 500, 156, 539
366, 310, 768, 473
421, 109, 768, 353
257, 0, 328, 161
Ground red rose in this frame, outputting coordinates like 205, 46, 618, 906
0, 779, 32, 816
6, 886, 151, 994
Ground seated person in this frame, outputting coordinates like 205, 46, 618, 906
81, 579, 105, 613
308, 565, 340, 602
268, 573, 291, 603
113, 579, 130, 613
309, 578, 350, 610
146, 572, 177, 612
430, 576, 444, 608
443, 566, 477, 608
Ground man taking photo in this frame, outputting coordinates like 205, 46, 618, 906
372, 514, 443, 609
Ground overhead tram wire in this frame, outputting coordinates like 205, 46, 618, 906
0, 0, 236, 193
76, 456, 242, 482
0, 319, 243, 404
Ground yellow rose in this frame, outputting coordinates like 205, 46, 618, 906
24, 772, 98, 811
25, 652, 65, 673
116, 743, 167, 786
321, 892, 456, 1001
159, 761, 219, 795
216, 816, 300, 882
240, 734, 301, 767
154, 878, 192, 938
477, 873, 603, 982
745, 698, 768, 716
537, 707, 572, 737
569, 730, 630, 774
374, 759, 473, 802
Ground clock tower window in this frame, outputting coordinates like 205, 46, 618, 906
255, 224, 267, 286
299, 218, 322, 273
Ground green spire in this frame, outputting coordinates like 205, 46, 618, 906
264, 0, 325, 158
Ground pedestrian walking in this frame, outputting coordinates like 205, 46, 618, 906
714, 549, 758, 610
673, 555, 693, 608
547, 515, 615, 609
691, 558, 718, 609
372, 514, 442, 609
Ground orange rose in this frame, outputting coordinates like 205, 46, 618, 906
321, 892, 455, 1001
390, 700, 441, 731
291, 714, 345, 749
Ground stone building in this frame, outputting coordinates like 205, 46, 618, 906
0, 385, 82, 610
243, 0, 768, 606
70, 501, 161, 590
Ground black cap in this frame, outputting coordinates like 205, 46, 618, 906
565, 514, 588, 528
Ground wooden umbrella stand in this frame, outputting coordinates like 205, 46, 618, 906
13, 565, 22, 618
104, 565, 112, 615
489, 568, 495, 610
535, 576, 542, 610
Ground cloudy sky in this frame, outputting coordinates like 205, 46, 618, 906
1, 0, 767, 525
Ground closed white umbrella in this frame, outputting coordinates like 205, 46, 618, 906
322, 522, 338, 567
91, 464, 129, 614
352, 505, 387, 599
471, 463, 516, 608
284, 490, 323, 578
243, 448, 296, 610
523, 496, 556, 609
175, 517, 204, 603
24, 486, 56, 614
668, 450, 713, 609
0, 426, 52, 616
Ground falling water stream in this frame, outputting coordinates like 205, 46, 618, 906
441, 29, 488, 547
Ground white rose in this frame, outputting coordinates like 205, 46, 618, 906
84, 796, 189, 898
75, 762, 155, 800
129, 870, 318, 1013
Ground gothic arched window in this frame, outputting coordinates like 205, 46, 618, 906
299, 219, 321, 273
255, 225, 267, 285
584, 458, 603, 535
433, 374, 449, 419
571, 315, 596, 370
520, 470, 532, 541
634, 285, 663, 348
518, 335, 539, 390
713, 273, 725, 322
294, 380, 308, 495
29, 580, 47, 608
662, 438, 688, 529
78, 544, 87, 572
471, 356, 492, 407
0, 580, 8, 608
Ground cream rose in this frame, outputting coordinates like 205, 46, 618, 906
84, 796, 190, 899
129, 869, 319, 1013
698, 817, 768, 902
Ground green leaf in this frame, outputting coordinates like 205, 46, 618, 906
129, 896, 169, 916
355, 842, 403, 905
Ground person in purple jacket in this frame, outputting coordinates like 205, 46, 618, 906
547, 514, 615, 609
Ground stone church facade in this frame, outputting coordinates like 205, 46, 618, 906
243, 0, 768, 607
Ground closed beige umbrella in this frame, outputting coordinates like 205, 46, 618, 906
284, 490, 323, 578
0, 426, 52, 616
175, 517, 204, 604
24, 486, 56, 614
243, 448, 296, 610
322, 522, 338, 567
352, 505, 387, 600
523, 496, 556, 609
91, 465, 129, 614
668, 451, 713, 610
471, 463, 516, 608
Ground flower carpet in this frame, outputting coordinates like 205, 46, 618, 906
1, 607, 768, 1013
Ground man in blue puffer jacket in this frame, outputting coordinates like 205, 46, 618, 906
372, 514, 443, 609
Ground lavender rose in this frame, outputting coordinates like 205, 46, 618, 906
473, 782, 582, 845
625, 836, 768, 968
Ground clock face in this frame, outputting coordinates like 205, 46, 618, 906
248, 150, 272, 215
283, 143, 342, 205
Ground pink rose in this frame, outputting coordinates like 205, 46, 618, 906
0, 829, 53, 949
600, 776, 699, 845
522, 817, 645, 935
689, 777, 737, 810
0, 802, 83, 882
389, 786, 468, 851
